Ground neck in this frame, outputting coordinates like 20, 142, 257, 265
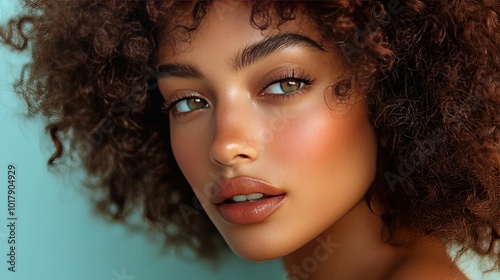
282, 199, 407, 280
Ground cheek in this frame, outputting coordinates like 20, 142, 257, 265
170, 120, 213, 201
267, 102, 377, 190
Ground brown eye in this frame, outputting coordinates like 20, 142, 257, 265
280, 79, 301, 93
264, 78, 305, 95
174, 97, 209, 113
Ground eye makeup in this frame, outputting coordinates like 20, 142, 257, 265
160, 67, 316, 117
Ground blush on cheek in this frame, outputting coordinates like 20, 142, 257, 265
267, 101, 377, 183
267, 108, 334, 163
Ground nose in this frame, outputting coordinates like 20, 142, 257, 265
209, 99, 260, 167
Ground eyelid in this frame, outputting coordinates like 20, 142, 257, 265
162, 68, 315, 115
161, 92, 208, 114
259, 68, 315, 96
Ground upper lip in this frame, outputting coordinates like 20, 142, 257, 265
211, 176, 285, 204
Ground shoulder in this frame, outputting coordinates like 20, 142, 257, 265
387, 237, 469, 280
387, 259, 469, 280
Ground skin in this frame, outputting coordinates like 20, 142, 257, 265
157, 2, 469, 279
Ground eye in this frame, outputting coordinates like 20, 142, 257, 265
173, 97, 209, 113
264, 78, 306, 95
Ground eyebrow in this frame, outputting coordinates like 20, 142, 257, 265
155, 33, 325, 79
155, 63, 203, 79
233, 33, 325, 71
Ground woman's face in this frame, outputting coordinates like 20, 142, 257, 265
157, 2, 377, 260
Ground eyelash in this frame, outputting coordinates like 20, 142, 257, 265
161, 69, 315, 115
260, 69, 315, 100
161, 93, 201, 115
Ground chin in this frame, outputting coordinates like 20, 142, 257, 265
228, 244, 285, 261
220, 231, 298, 261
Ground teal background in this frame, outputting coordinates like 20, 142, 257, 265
0, 1, 499, 280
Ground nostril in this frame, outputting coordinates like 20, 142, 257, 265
210, 153, 254, 167
237, 154, 251, 159
209, 137, 260, 166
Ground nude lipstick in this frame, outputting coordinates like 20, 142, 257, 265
212, 176, 286, 225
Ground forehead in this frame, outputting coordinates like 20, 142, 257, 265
157, 1, 322, 63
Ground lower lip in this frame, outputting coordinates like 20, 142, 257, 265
217, 195, 286, 225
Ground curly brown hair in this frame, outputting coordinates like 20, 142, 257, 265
1, 0, 499, 265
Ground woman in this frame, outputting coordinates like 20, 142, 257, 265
2, 0, 498, 279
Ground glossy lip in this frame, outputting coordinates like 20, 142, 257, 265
217, 195, 286, 225
211, 176, 287, 225
211, 176, 285, 204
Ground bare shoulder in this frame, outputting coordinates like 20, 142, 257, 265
387, 237, 469, 280
387, 259, 469, 280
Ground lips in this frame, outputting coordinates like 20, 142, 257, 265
211, 176, 286, 225
211, 176, 284, 204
